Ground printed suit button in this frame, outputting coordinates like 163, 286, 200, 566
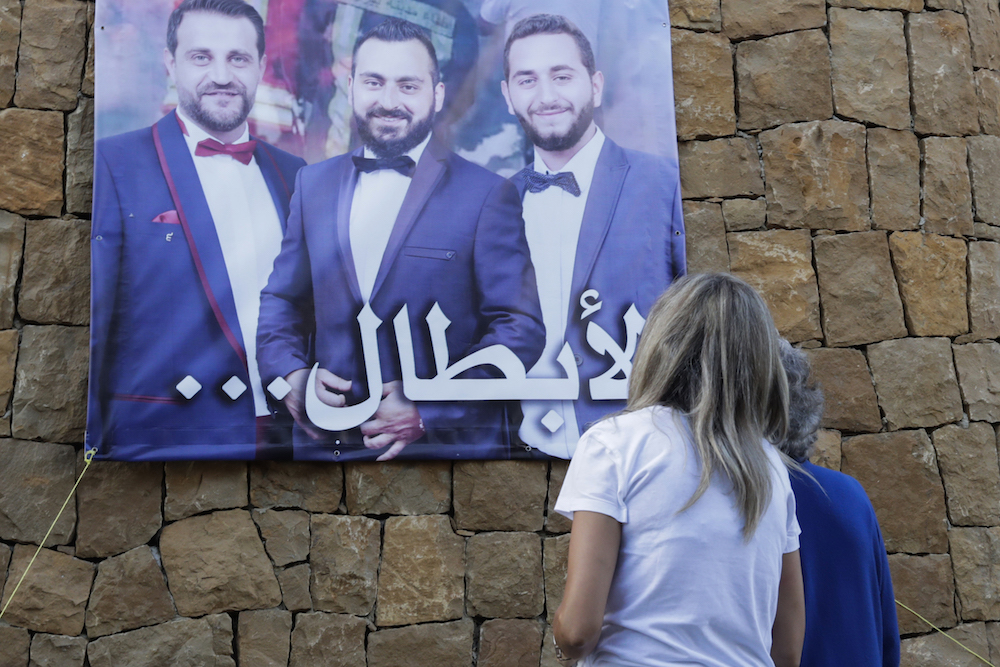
176, 376, 202, 399
267, 377, 292, 401
574, 353, 583, 366
222, 376, 247, 400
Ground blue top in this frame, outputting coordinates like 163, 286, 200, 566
790, 462, 900, 667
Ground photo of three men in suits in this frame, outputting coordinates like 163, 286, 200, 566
88, 0, 685, 462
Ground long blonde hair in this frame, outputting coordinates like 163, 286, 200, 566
627, 273, 789, 539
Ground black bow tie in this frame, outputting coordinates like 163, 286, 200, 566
352, 154, 416, 177
520, 168, 581, 197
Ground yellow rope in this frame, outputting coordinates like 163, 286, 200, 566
0, 447, 98, 621
895, 599, 996, 666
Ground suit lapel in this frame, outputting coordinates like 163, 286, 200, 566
152, 112, 247, 368
568, 139, 629, 323
254, 141, 293, 233
369, 139, 448, 300
336, 149, 364, 304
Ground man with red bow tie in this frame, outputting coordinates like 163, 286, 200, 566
89, 0, 305, 461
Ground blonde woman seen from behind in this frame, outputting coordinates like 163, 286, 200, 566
553, 273, 805, 667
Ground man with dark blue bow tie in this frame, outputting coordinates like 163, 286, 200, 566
257, 18, 544, 461
89, 0, 307, 461
502, 14, 686, 459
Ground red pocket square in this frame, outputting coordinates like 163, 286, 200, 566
152, 210, 181, 224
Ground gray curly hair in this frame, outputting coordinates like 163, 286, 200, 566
777, 339, 824, 462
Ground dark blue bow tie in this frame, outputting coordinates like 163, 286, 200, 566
520, 168, 581, 197
352, 154, 416, 177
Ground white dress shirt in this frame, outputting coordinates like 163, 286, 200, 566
177, 110, 283, 417
349, 135, 431, 302
519, 128, 606, 459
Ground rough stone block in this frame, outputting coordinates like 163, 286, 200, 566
804, 348, 881, 432
545, 460, 571, 534
544, 534, 570, 623
0, 0, 20, 107
1, 541, 10, 591
908, 11, 979, 137
344, 461, 450, 515
670, 0, 721, 31
934, 423, 1000, 527
868, 337, 963, 430
889, 553, 957, 634
164, 461, 248, 522
66, 98, 94, 216
671, 29, 735, 140
82, 2, 93, 97
829, 0, 922, 8
28, 633, 87, 667
736, 30, 832, 131
728, 229, 821, 343
760, 121, 870, 232
0, 440, 76, 546
249, 461, 342, 512
466, 532, 544, 619
85, 546, 174, 638
253, 508, 310, 567
309, 514, 379, 615
976, 223, 1000, 243
677, 137, 764, 199
75, 458, 162, 558
378, 514, 465, 626
540, 627, 561, 667
0, 545, 94, 636
967, 0, 1000, 70
0, 625, 29, 667
368, 619, 474, 667
867, 129, 920, 231
277, 563, 311, 612
842, 430, 948, 553
288, 612, 365, 667
901, 622, 989, 666
889, 232, 968, 336
830, 8, 909, 129
926, 0, 963, 8
0, 211, 25, 329
721, 0, 825, 40
952, 528, 1000, 620
160, 509, 281, 617
239, 609, 292, 667
0, 110, 64, 217
11, 326, 88, 443
969, 136, 1000, 228
977, 70, 1000, 136
454, 461, 547, 531
722, 198, 766, 231
969, 242, 1000, 339
954, 343, 1000, 422
922, 137, 975, 237
812, 232, 906, 346
810, 429, 842, 470
14, 0, 86, 110
684, 201, 729, 274
478, 619, 543, 667
87, 615, 235, 667
19, 218, 90, 325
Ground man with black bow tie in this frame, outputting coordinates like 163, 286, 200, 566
257, 17, 544, 461
502, 14, 686, 459
89, 0, 305, 461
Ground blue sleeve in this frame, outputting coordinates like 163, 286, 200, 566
875, 520, 901, 667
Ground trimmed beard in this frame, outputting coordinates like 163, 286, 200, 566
180, 83, 253, 134
355, 106, 435, 158
517, 98, 595, 153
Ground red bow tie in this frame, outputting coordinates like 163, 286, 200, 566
195, 138, 258, 165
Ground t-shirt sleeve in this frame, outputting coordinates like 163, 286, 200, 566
554, 431, 628, 523
784, 477, 801, 554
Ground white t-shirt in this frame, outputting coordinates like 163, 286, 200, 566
555, 406, 801, 667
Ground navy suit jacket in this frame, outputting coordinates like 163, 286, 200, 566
88, 112, 306, 460
511, 137, 686, 436
257, 138, 545, 460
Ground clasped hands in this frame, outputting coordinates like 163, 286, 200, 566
283, 368, 425, 461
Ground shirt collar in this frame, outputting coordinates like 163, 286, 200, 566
363, 132, 433, 166
533, 127, 606, 194
177, 108, 251, 147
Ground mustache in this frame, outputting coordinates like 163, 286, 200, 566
198, 82, 247, 96
366, 106, 413, 121
530, 103, 573, 115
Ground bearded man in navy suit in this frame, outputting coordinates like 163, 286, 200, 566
257, 18, 544, 462
88, 0, 306, 460
502, 14, 686, 459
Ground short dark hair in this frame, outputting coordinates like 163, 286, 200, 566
776, 339, 824, 463
503, 14, 596, 81
352, 17, 440, 85
167, 0, 266, 58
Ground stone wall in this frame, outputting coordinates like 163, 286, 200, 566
0, 0, 999, 664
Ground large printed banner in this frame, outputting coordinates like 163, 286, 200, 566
88, 0, 686, 462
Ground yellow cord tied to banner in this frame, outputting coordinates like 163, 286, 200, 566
0, 447, 98, 622
895, 599, 996, 666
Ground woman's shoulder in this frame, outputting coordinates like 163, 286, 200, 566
580, 406, 686, 456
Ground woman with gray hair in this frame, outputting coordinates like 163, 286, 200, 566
777, 341, 900, 667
